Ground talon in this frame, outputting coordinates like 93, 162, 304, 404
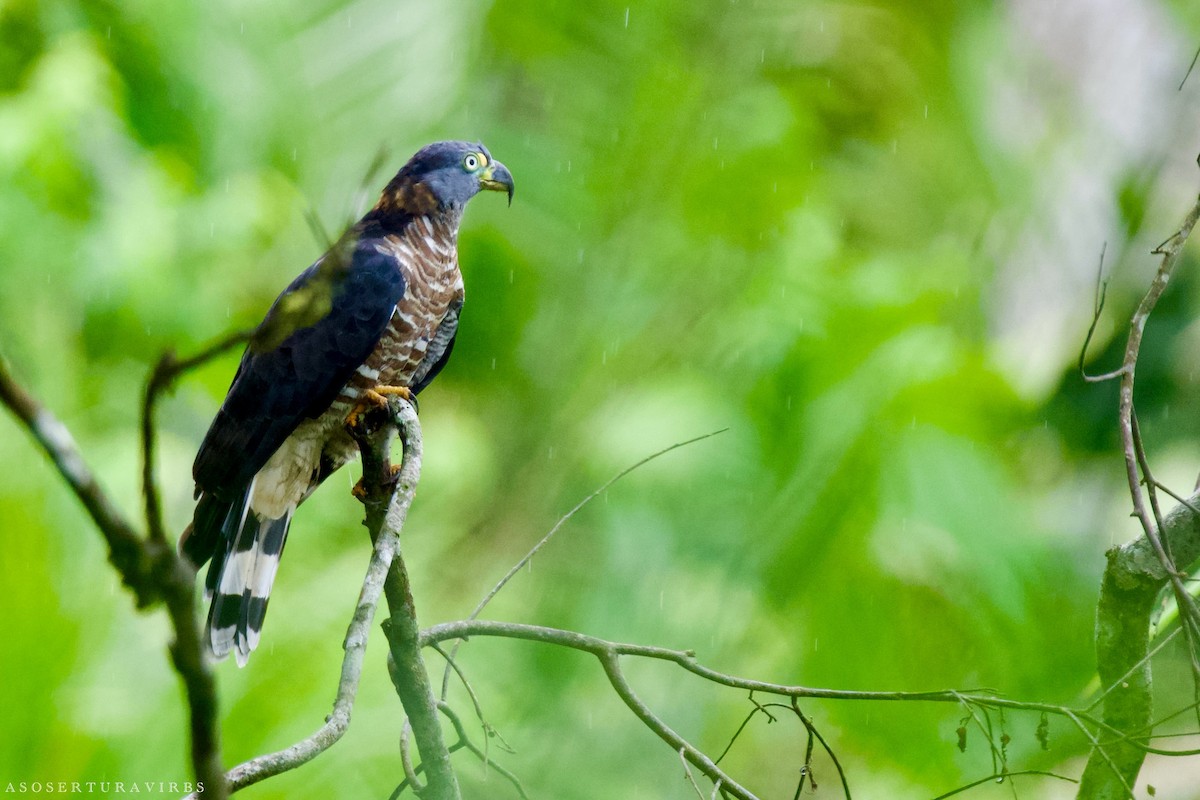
345, 385, 412, 429
366, 385, 412, 406
351, 464, 403, 501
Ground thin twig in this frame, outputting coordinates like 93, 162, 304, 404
142, 331, 250, 545
1068, 708, 1136, 799
436, 702, 529, 799
791, 698, 851, 799
1181, 42, 1200, 91
1079, 242, 1126, 384
1085, 627, 1181, 713
441, 428, 728, 699
953, 692, 1003, 776
1151, 481, 1200, 518
929, 770, 1078, 800
715, 698, 773, 765
399, 720, 425, 793
682, 747, 708, 799
430, 643, 491, 741
428, 642, 514, 761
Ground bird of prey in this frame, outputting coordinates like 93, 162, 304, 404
180, 141, 513, 665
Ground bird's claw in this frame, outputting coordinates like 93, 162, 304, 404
351, 463, 404, 501
365, 385, 412, 406
345, 385, 413, 428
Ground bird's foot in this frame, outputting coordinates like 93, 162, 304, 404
345, 385, 412, 428
366, 385, 412, 405
351, 463, 404, 501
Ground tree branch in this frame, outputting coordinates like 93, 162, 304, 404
351, 398, 461, 800
0, 347, 228, 798
0, 355, 158, 606
422, 620, 1131, 798
142, 331, 249, 545
1080, 489, 1200, 798
1078, 173, 1200, 799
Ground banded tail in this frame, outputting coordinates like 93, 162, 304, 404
182, 488, 293, 666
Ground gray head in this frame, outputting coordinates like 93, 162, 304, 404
384, 140, 514, 214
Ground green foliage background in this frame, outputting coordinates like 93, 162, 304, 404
2, 1, 1199, 797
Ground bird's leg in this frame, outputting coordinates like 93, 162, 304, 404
351, 463, 404, 501
345, 384, 412, 428
367, 384, 412, 404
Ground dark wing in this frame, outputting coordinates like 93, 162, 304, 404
193, 240, 406, 497
410, 299, 461, 395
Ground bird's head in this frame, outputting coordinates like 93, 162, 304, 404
382, 140, 514, 216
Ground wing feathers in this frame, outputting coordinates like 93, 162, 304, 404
189, 237, 408, 666
193, 242, 406, 497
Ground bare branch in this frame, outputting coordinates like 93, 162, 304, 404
1181, 42, 1200, 91
424, 621, 1066, 711
956, 691, 1009, 777
715, 697, 774, 765
1079, 243, 1126, 384
931, 771, 1078, 800
0, 349, 229, 797
0, 355, 156, 605
423, 620, 1137, 798
399, 720, 425, 793
1080, 174, 1200, 798
350, 399, 461, 800
790, 698, 850, 799
142, 331, 249, 545
681, 747, 708, 799
441, 428, 728, 699
141, 334, 251, 799
596, 649, 756, 799
436, 702, 528, 799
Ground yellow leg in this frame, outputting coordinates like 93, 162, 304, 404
346, 384, 412, 428
352, 463, 404, 500
369, 385, 412, 401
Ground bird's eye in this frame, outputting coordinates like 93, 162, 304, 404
462, 153, 486, 171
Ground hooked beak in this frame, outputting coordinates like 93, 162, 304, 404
480, 160, 515, 206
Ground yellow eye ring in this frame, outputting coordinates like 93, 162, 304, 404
463, 153, 487, 171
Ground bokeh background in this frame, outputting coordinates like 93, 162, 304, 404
2, 0, 1200, 797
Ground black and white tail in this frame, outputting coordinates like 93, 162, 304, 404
183, 488, 293, 667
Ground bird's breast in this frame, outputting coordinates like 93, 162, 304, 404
336, 216, 463, 407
